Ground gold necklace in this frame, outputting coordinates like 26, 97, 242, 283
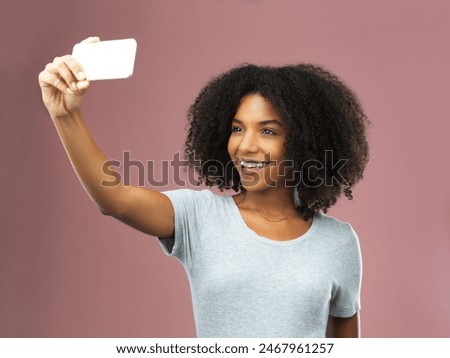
238, 191, 296, 223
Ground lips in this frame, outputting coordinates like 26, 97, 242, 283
237, 158, 270, 175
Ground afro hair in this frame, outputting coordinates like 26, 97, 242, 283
184, 63, 370, 220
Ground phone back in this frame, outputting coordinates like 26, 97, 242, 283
72, 38, 137, 81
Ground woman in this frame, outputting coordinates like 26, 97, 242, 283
38, 37, 370, 338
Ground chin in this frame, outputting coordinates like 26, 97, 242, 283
239, 179, 276, 192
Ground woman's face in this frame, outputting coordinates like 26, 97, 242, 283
228, 93, 290, 192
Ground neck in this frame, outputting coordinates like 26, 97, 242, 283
240, 187, 297, 215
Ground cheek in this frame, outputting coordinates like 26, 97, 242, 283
227, 136, 237, 156
268, 153, 290, 179
268, 163, 283, 180
266, 141, 285, 161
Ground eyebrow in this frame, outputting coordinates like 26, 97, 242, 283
232, 118, 283, 127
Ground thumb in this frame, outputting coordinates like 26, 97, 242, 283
80, 36, 101, 44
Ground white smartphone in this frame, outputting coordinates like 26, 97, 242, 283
72, 38, 137, 81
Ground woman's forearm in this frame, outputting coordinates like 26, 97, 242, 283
51, 110, 124, 215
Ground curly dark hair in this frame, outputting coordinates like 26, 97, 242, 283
184, 63, 370, 220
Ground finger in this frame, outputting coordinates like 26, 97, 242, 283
54, 56, 79, 91
80, 36, 100, 44
39, 70, 74, 94
42, 62, 73, 94
46, 57, 73, 76
64, 55, 87, 82
76, 80, 90, 94
68, 37, 100, 81
45, 62, 59, 74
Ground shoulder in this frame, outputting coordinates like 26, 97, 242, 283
160, 188, 221, 214
161, 187, 214, 201
316, 215, 362, 285
315, 213, 359, 248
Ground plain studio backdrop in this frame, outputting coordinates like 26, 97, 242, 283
1, 0, 449, 337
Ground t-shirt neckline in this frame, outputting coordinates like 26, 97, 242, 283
225, 194, 320, 246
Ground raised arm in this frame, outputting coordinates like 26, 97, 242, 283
38, 37, 174, 238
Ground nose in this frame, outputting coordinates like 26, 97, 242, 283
237, 130, 260, 154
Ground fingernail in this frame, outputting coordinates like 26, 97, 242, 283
77, 71, 86, 80
77, 81, 88, 90
66, 88, 74, 94
71, 82, 77, 91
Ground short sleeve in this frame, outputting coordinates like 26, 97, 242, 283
329, 224, 363, 318
157, 188, 213, 271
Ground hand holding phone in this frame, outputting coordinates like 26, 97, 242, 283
72, 38, 137, 81
39, 36, 137, 119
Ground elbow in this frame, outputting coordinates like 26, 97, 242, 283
99, 206, 113, 216
99, 207, 110, 216
99, 204, 124, 218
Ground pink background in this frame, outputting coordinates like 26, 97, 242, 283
1, 0, 450, 337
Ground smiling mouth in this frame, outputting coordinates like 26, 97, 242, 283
236, 159, 270, 174
240, 160, 269, 169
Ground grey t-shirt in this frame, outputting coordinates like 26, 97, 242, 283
158, 188, 362, 338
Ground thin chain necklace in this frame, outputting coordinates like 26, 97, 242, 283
238, 191, 296, 223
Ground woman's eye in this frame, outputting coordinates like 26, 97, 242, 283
262, 128, 275, 135
231, 126, 242, 133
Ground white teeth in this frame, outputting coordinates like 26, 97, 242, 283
240, 160, 268, 168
